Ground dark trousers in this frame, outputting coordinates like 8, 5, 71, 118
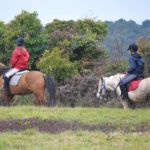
119, 74, 137, 99
3, 76, 10, 94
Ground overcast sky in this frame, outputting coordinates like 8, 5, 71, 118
0, 0, 150, 25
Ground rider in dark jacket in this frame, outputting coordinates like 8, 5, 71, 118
119, 43, 145, 100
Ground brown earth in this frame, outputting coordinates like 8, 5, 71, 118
0, 118, 149, 134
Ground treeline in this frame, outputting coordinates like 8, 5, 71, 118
104, 19, 150, 76
0, 11, 150, 82
0, 11, 108, 82
105, 19, 150, 57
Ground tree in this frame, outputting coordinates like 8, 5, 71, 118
138, 37, 150, 77
38, 48, 79, 82
0, 21, 7, 63
44, 19, 108, 75
109, 37, 126, 62
4, 10, 47, 69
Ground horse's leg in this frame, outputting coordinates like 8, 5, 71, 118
120, 99, 135, 109
34, 92, 48, 106
0, 94, 14, 106
120, 100, 130, 109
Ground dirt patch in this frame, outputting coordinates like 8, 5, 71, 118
0, 118, 149, 134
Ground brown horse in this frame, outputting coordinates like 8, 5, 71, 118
0, 62, 56, 106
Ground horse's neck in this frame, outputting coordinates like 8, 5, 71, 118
105, 74, 123, 91
105, 78, 118, 90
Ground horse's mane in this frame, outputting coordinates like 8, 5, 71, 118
111, 73, 125, 78
104, 73, 125, 81
0, 62, 7, 68
0, 62, 9, 75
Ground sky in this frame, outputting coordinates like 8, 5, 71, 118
0, 0, 150, 25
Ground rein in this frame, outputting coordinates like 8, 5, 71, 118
114, 83, 121, 100
114, 77, 123, 100
97, 78, 106, 96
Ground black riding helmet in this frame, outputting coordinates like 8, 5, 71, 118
16, 37, 25, 46
127, 43, 138, 52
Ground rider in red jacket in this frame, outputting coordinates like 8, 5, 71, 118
10, 45, 30, 70
3, 37, 30, 94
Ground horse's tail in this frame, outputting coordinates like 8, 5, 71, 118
44, 75, 56, 106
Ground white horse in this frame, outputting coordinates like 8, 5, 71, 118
96, 73, 150, 109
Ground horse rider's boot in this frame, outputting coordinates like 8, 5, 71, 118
120, 85, 128, 100
3, 76, 11, 94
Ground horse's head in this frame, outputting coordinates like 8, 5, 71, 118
96, 73, 125, 101
0, 62, 9, 76
96, 76, 107, 101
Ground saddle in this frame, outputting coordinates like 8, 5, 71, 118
1, 70, 29, 94
9, 70, 29, 86
121, 77, 143, 100
127, 79, 142, 92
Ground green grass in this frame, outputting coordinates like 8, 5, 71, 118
0, 106, 149, 150
0, 130, 150, 150
0, 106, 149, 126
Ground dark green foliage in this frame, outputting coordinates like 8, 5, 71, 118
37, 48, 79, 82
0, 11, 108, 82
0, 21, 7, 63
105, 19, 150, 61
105, 60, 128, 74
44, 19, 108, 80
138, 37, 150, 77
1, 11, 47, 69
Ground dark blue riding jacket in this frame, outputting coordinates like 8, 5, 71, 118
127, 53, 144, 77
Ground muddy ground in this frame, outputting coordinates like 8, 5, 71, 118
0, 118, 149, 134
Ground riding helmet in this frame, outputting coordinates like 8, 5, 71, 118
16, 37, 25, 46
127, 43, 138, 52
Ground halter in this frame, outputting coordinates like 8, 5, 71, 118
97, 77, 106, 98
101, 78, 106, 95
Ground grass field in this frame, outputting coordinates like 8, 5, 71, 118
0, 106, 149, 150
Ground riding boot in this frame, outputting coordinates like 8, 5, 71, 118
120, 84, 128, 100
3, 76, 10, 94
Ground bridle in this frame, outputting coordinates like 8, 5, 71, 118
97, 77, 106, 99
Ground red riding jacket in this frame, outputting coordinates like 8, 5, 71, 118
10, 47, 30, 70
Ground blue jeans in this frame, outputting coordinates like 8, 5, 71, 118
119, 74, 137, 100
119, 74, 137, 86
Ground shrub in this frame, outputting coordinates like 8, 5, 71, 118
37, 48, 79, 82
105, 60, 128, 74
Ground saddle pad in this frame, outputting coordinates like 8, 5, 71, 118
128, 79, 142, 92
16, 70, 29, 75
9, 70, 29, 86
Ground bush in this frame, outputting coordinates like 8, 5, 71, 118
37, 48, 79, 82
105, 60, 128, 74
138, 37, 150, 77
